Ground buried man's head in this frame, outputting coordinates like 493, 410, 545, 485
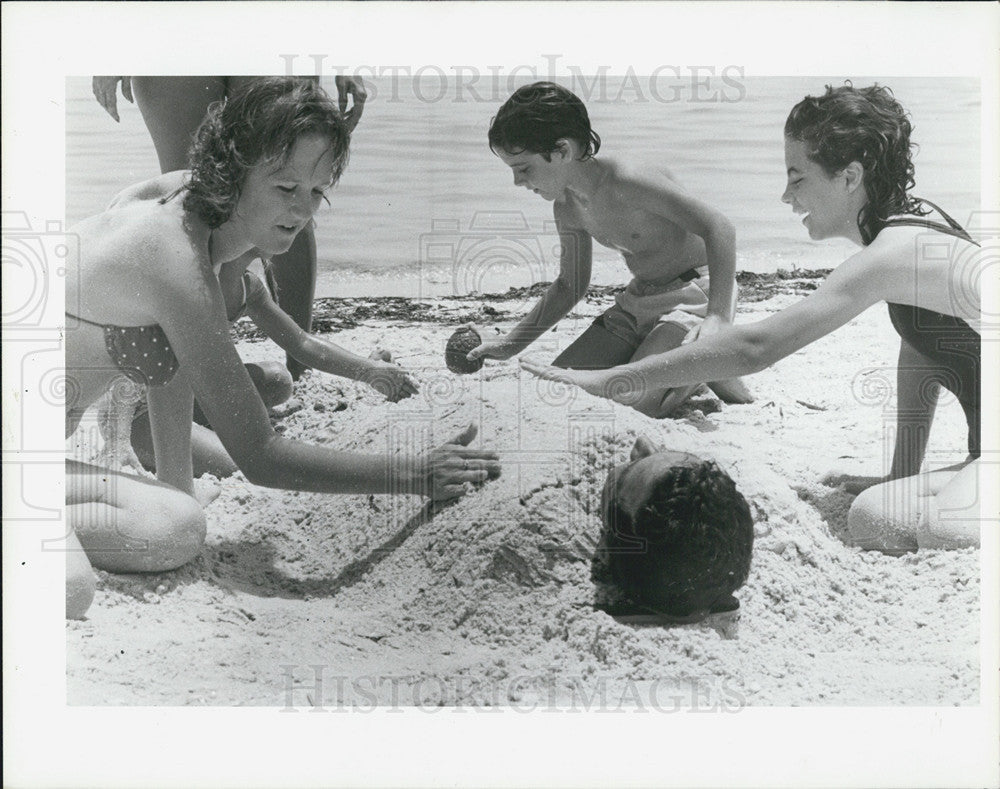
596, 437, 754, 619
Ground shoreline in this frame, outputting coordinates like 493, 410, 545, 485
235, 268, 832, 341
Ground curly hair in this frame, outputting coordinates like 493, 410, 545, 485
599, 460, 754, 616
181, 78, 350, 229
488, 81, 601, 161
784, 82, 927, 245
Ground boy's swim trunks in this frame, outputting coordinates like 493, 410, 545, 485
595, 266, 725, 350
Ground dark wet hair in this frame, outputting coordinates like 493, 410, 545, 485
784, 82, 927, 245
599, 460, 753, 617
488, 81, 601, 161
182, 78, 350, 229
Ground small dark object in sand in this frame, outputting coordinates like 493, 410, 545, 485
445, 327, 484, 374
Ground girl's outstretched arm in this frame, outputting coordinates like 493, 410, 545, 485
521, 248, 882, 405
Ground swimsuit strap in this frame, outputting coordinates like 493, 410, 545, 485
883, 198, 978, 246
157, 184, 187, 207
915, 198, 965, 231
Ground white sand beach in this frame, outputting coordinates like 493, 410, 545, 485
65, 281, 979, 707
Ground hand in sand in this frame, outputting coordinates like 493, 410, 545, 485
334, 76, 367, 132
820, 471, 888, 496
419, 423, 501, 502
363, 353, 419, 402
466, 326, 521, 364
92, 76, 133, 122
518, 356, 648, 407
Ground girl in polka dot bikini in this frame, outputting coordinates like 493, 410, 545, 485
64, 78, 500, 619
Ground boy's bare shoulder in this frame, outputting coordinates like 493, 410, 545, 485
601, 155, 680, 188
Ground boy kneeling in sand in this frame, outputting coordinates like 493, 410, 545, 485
467, 81, 752, 417
594, 436, 754, 631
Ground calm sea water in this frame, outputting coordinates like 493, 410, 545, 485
65, 75, 980, 297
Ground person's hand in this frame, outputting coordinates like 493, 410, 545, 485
363, 358, 419, 402
335, 75, 367, 132
92, 76, 133, 122
414, 423, 501, 501
518, 356, 649, 406
466, 330, 522, 364
682, 313, 727, 345
820, 471, 888, 496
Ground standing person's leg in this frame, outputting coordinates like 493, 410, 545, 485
130, 77, 228, 172
265, 228, 318, 380
234, 75, 319, 379
230, 75, 321, 380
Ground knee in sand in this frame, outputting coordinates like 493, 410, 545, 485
102, 488, 208, 573
847, 483, 918, 555
146, 491, 207, 571
247, 361, 294, 409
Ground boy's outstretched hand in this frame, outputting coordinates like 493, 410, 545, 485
467, 338, 519, 363
465, 325, 522, 363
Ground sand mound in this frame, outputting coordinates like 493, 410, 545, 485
67, 298, 979, 706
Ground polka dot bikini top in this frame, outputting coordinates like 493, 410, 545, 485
68, 313, 180, 387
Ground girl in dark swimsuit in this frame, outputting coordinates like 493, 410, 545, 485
521, 83, 983, 555
65, 79, 500, 619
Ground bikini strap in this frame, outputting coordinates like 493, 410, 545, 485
65, 311, 108, 330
